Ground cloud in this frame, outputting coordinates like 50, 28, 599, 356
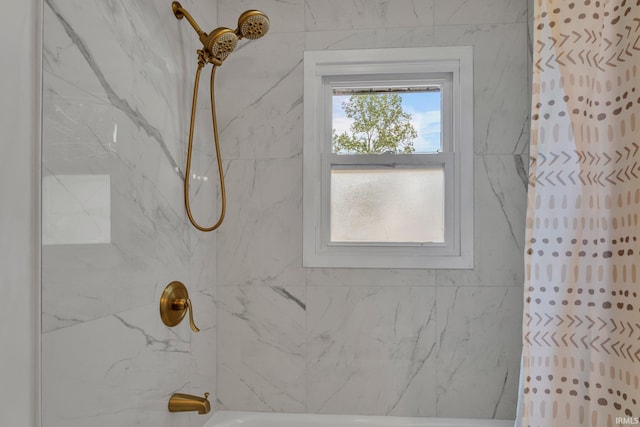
409, 110, 441, 153
332, 115, 353, 135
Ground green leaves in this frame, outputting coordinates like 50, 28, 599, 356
333, 93, 418, 154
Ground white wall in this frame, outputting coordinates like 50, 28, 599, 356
0, 0, 39, 425
213, 0, 530, 418
39, 1, 217, 426
26, 0, 531, 424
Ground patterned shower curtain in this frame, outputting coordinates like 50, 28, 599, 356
518, 1, 640, 426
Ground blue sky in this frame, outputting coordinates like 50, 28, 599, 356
332, 91, 442, 153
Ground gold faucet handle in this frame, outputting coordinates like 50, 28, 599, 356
160, 281, 200, 332
186, 297, 200, 332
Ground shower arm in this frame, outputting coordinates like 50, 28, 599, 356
172, 2, 209, 45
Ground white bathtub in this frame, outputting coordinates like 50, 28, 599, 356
204, 411, 514, 427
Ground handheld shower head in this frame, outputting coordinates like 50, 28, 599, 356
173, 3, 271, 231
204, 28, 238, 62
236, 10, 270, 40
173, 3, 269, 65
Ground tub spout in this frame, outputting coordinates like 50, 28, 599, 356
168, 392, 211, 414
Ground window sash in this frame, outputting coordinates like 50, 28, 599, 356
321, 153, 456, 253
326, 75, 453, 154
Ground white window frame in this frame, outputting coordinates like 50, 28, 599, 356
303, 46, 474, 269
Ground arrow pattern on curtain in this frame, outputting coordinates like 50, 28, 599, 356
519, 1, 640, 426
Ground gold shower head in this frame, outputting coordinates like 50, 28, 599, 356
173, 3, 270, 232
204, 28, 238, 62
172, 3, 269, 64
236, 10, 270, 40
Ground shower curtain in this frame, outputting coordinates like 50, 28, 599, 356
519, 1, 640, 426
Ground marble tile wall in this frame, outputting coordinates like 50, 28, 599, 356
40, 0, 530, 425
41, 1, 217, 426
215, 0, 530, 420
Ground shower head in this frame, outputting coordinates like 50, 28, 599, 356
173, 3, 268, 66
204, 28, 238, 62
236, 10, 270, 40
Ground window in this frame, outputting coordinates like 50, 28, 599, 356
303, 47, 473, 269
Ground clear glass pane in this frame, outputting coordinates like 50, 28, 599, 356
330, 167, 445, 243
332, 87, 442, 154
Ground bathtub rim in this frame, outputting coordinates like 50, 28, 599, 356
204, 410, 515, 427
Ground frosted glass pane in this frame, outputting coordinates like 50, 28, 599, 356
330, 168, 444, 243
